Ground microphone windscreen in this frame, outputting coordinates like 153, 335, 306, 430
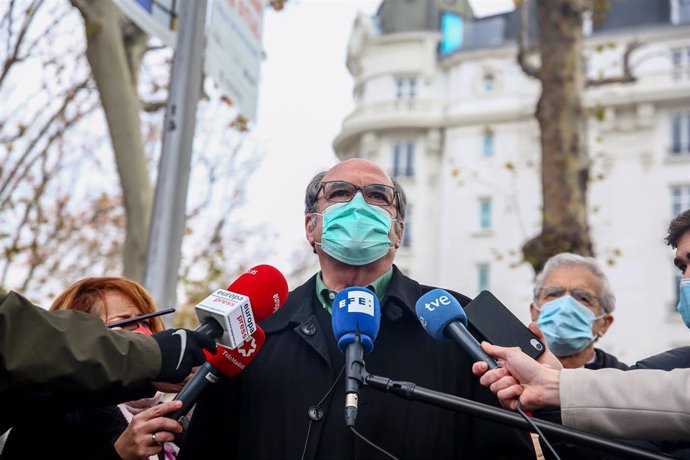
332, 287, 380, 354
204, 326, 266, 377
228, 264, 289, 321
415, 289, 467, 341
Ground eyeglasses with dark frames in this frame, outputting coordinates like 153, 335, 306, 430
319, 181, 397, 207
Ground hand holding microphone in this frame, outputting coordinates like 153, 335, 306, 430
167, 264, 289, 420
167, 327, 267, 421
471, 322, 564, 411
415, 289, 547, 409
415, 289, 499, 369
152, 329, 216, 383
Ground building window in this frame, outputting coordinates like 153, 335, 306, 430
354, 86, 364, 103
483, 129, 494, 157
581, 57, 590, 79
582, 10, 593, 36
401, 205, 411, 248
482, 73, 495, 92
479, 197, 492, 231
671, 0, 690, 24
392, 141, 414, 178
477, 264, 490, 292
396, 77, 416, 100
672, 47, 690, 80
671, 113, 690, 155
671, 185, 690, 217
440, 12, 463, 55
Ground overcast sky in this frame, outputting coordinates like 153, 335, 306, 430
244, 0, 514, 268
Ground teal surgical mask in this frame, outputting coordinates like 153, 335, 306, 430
315, 193, 394, 266
676, 278, 690, 328
536, 295, 604, 357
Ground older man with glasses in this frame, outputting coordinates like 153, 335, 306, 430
471, 208, 690, 450
529, 253, 627, 370
178, 158, 541, 460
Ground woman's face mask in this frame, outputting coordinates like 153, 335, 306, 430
536, 295, 605, 357
130, 323, 153, 336
314, 193, 395, 266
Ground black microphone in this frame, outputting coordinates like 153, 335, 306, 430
415, 289, 499, 369
167, 327, 266, 421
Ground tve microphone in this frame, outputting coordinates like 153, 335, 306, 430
415, 289, 499, 370
168, 326, 266, 421
332, 286, 380, 427
195, 264, 289, 348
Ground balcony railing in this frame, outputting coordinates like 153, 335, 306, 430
341, 99, 444, 129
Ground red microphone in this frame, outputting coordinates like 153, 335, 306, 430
195, 264, 289, 348
168, 327, 267, 421
167, 266, 288, 421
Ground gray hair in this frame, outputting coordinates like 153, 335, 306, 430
304, 169, 408, 223
532, 252, 616, 314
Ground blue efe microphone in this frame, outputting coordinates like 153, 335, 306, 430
332, 286, 381, 427
415, 289, 499, 370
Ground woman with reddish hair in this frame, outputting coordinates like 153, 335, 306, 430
2, 277, 189, 460
50, 277, 166, 335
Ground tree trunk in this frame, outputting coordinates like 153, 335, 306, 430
522, 0, 593, 273
72, 0, 152, 282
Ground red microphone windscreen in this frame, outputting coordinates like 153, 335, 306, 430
227, 264, 289, 322
204, 326, 266, 377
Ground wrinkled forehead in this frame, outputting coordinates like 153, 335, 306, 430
542, 266, 602, 293
323, 160, 393, 187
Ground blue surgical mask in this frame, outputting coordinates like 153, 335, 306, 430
315, 193, 394, 266
536, 295, 604, 357
676, 278, 690, 328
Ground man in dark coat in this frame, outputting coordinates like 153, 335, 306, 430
178, 159, 539, 459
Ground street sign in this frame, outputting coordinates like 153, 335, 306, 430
205, 0, 264, 121
111, 0, 179, 48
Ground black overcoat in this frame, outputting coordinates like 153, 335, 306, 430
178, 266, 536, 459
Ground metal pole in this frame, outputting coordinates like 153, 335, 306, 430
144, 1, 207, 320
364, 374, 671, 460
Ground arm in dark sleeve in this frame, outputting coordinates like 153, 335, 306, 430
630, 346, 690, 370
0, 291, 161, 393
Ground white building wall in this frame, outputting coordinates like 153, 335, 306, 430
335, 13, 690, 363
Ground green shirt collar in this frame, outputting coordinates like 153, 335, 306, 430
316, 268, 393, 314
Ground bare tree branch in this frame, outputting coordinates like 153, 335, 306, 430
1, 0, 18, 56
0, 0, 44, 87
122, 18, 147, 87
18, 151, 53, 291
517, 0, 539, 79
140, 98, 167, 112
144, 44, 167, 53
0, 77, 91, 207
586, 39, 641, 87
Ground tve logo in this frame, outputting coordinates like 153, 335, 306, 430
338, 290, 375, 316
422, 294, 452, 312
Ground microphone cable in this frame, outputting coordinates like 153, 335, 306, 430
516, 404, 561, 460
349, 426, 399, 460
300, 365, 345, 460
299, 364, 399, 460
